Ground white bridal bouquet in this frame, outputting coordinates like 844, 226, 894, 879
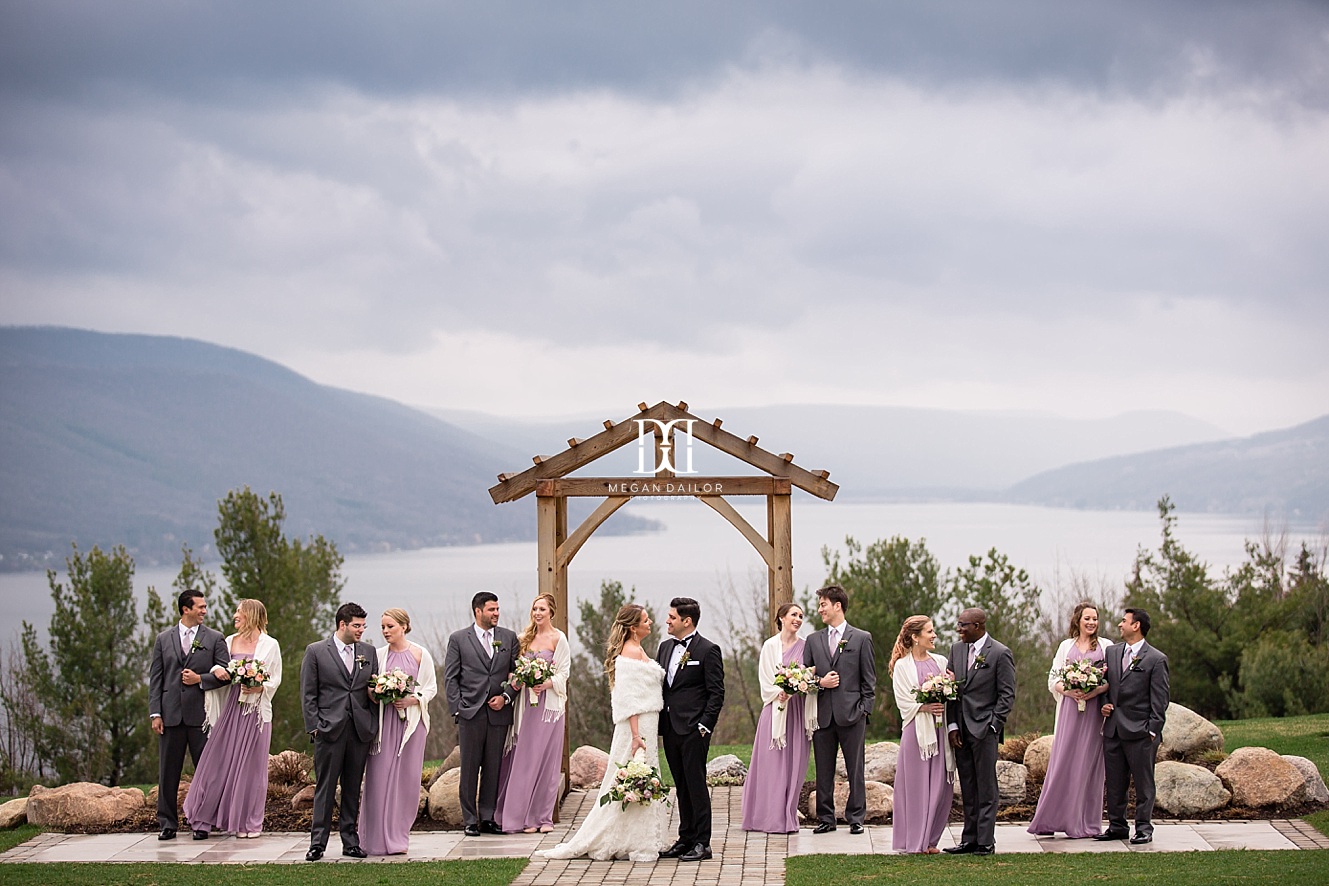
913, 672, 959, 705
772, 662, 818, 712
599, 749, 669, 810
372, 667, 418, 720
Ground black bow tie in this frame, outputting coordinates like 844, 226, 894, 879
678, 636, 693, 647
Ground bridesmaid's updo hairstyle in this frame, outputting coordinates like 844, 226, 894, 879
383, 608, 412, 634
604, 604, 646, 690
774, 602, 801, 631
1068, 602, 1100, 650
888, 615, 933, 673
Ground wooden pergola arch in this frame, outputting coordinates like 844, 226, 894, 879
488, 400, 840, 636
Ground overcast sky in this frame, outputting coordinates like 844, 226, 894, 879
2, 1, 1327, 436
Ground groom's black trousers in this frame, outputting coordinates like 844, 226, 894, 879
663, 727, 712, 846
812, 718, 867, 826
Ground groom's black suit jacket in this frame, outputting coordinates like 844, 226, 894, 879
657, 633, 725, 735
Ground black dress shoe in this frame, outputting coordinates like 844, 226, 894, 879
1130, 833, 1152, 844
1093, 831, 1129, 842
658, 842, 689, 858
479, 820, 504, 835
812, 822, 837, 834
463, 824, 481, 837
305, 848, 324, 861
943, 842, 974, 854
342, 846, 368, 858
678, 843, 712, 862
158, 828, 177, 841
192, 830, 209, 840
849, 823, 864, 834
972, 844, 995, 855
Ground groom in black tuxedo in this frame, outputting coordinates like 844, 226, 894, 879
657, 597, 724, 862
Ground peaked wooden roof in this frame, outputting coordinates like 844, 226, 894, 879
488, 400, 839, 504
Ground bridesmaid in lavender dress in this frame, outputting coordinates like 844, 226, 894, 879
362, 608, 438, 855
890, 615, 954, 854
496, 593, 570, 833
183, 599, 281, 838
741, 603, 818, 833
1028, 602, 1113, 838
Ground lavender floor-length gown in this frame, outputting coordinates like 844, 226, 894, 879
892, 657, 953, 853
495, 649, 565, 832
741, 638, 810, 834
182, 684, 272, 835
361, 648, 427, 855
1028, 644, 1107, 838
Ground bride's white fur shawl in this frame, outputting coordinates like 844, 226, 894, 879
610, 656, 664, 725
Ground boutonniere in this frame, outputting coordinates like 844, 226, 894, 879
679, 650, 691, 667
837, 639, 848, 653
1128, 658, 1143, 672
355, 654, 368, 669
491, 639, 503, 652
974, 653, 987, 667
190, 638, 203, 653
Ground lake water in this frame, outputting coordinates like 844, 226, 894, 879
4, 501, 1322, 645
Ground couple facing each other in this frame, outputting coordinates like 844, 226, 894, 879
539, 597, 725, 863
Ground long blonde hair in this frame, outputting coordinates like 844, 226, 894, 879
519, 594, 556, 653
888, 615, 932, 673
237, 598, 268, 635
604, 604, 645, 689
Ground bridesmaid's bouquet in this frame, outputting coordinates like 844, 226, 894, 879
372, 668, 418, 721
512, 653, 556, 706
914, 672, 959, 705
1056, 659, 1106, 712
226, 657, 271, 713
773, 662, 818, 712
599, 750, 669, 810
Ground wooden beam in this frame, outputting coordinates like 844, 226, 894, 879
699, 496, 774, 568
768, 492, 793, 615
557, 497, 630, 569
684, 408, 839, 501
567, 437, 585, 448
541, 477, 789, 497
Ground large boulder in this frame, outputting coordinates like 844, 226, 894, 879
836, 741, 898, 784
145, 779, 190, 819
290, 784, 316, 810
1023, 735, 1055, 781
27, 783, 145, 829
569, 745, 610, 790
1154, 761, 1231, 816
1283, 755, 1329, 806
706, 754, 747, 783
807, 780, 893, 824
1158, 703, 1223, 761
0, 797, 28, 829
427, 767, 465, 826
996, 761, 1027, 806
268, 750, 313, 786
1216, 747, 1305, 808
441, 745, 462, 773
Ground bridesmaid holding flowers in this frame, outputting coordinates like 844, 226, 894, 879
183, 598, 281, 838
1028, 602, 1112, 838
741, 602, 817, 833
362, 608, 438, 855
890, 615, 954, 854
496, 593, 570, 833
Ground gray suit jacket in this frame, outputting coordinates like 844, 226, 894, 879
803, 624, 876, 728
300, 637, 380, 744
947, 636, 1016, 740
149, 623, 229, 728
443, 625, 520, 725
1103, 641, 1169, 740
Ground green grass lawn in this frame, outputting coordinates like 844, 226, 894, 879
1216, 712, 1329, 777
0, 859, 526, 886
786, 850, 1329, 885
0, 824, 41, 854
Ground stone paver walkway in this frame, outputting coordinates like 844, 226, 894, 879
4, 787, 1326, 880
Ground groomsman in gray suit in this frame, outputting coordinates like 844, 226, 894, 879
301, 601, 379, 861
804, 584, 876, 834
945, 607, 1016, 856
149, 589, 230, 840
1097, 608, 1170, 845
444, 591, 519, 836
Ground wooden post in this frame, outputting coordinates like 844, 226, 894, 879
767, 492, 793, 620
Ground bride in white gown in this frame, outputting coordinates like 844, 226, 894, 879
538, 604, 668, 862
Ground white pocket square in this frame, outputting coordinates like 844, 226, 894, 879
685, 661, 700, 666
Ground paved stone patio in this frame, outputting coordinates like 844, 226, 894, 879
3, 786, 1327, 884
